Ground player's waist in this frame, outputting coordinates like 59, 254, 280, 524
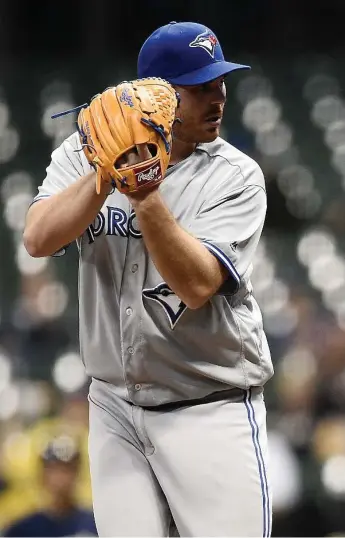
140, 386, 263, 412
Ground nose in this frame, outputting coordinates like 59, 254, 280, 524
211, 82, 226, 105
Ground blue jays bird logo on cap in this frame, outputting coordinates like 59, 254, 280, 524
189, 31, 218, 58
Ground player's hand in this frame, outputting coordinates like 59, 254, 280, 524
117, 144, 163, 203
117, 143, 162, 201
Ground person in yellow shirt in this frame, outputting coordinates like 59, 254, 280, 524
2, 435, 97, 537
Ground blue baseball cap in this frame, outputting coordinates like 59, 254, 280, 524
137, 21, 250, 85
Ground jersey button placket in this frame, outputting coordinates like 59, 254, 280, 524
120, 231, 145, 402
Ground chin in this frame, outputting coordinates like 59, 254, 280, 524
199, 128, 220, 143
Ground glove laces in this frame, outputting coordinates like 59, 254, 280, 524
140, 119, 171, 153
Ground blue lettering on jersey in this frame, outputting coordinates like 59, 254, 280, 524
128, 210, 142, 238
143, 283, 187, 329
87, 206, 142, 243
107, 206, 128, 237
86, 212, 106, 242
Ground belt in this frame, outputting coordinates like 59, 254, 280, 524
141, 386, 262, 412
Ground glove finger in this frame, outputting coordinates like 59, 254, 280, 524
77, 108, 97, 161
79, 106, 109, 167
90, 94, 120, 157
103, 86, 134, 147
134, 79, 177, 135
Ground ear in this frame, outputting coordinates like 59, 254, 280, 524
170, 85, 181, 108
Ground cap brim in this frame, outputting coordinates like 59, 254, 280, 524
167, 61, 250, 85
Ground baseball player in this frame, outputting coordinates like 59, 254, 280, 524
3, 435, 97, 537
23, 21, 274, 537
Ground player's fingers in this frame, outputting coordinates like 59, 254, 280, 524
117, 149, 138, 168
127, 150, 141, 166
117, 145, 151, 169
136, 144, 152, 161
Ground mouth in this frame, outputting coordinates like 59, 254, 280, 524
205, 114, 222, 127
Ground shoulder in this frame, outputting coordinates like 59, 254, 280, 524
197, 137, 265, 191
49, 131, 90, 175
76, 508, 97, 526
3, 512, 44, 536
74, 508, 97, 535
51, 131, 82, 161
63, 131, 83, 152
77, 507, 95, 519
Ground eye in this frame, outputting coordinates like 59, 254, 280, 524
199, 83, 211, 93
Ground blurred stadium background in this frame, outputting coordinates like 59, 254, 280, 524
0, 0, 345, 535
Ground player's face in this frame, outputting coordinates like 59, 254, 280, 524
42, 461, 78, 498
173, 76, 226, 143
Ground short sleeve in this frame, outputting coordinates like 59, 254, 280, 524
190, 170, 267, 295
33, 132, 91, 203
31, 132, 92, 256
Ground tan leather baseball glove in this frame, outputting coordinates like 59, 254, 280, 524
76, 78, 178, 195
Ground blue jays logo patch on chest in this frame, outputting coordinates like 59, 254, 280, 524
143, 283, 187, 329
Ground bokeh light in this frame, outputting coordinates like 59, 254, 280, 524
53, 352, 88, 393
236, 75, 273, 105
0, 171, 34, 202
15, 242, 49, 275
35, 281, 69, 319
0, 351, 12, 394
4, 193, 33, 232
16, 381, 52, 420
297, 229, 336, 266
0, 384, 20, 421
322, 455, 345, 497
311, 96, 345, 129
0, 127, 20, 163
242, 97, 282, 133
303, 74, 340, 103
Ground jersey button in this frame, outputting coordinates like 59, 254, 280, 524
131, 264, 138, 273
126, 307, 133, 316
134, 383, 141, 391
128, 346, 134, 354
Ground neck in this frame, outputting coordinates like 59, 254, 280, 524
169, 137, 197, 166
46, 495, 74, 517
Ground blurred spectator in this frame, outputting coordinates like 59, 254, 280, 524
1, 435, 97, 537
0, 391, 92, 527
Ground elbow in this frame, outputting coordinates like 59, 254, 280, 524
23, 228, 46, 258
183, 286, 213, 310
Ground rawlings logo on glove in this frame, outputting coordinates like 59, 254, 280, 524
136, 163, 162, 184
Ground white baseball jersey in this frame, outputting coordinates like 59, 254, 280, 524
34, 132, 273, 406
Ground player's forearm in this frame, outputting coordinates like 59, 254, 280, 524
24, 172, 110, 257
130, 190, 226, 309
